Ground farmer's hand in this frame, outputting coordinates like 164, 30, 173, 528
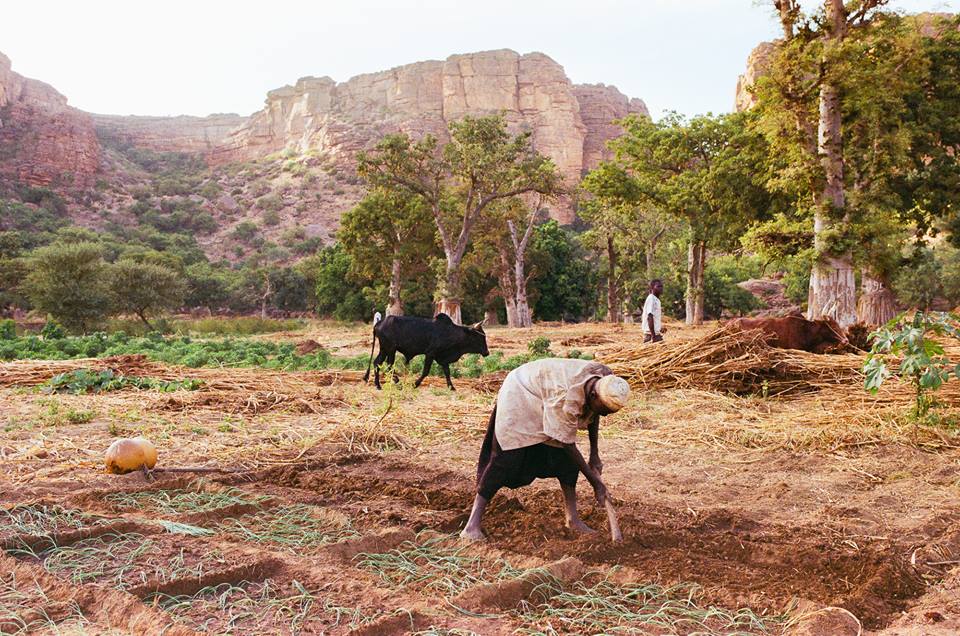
592, 479, 609, 505
589, 455, 603, 476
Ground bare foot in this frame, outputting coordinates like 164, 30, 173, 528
460, 526, 486, 541
566, 519, 596, 534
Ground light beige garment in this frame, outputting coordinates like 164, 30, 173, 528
494, 358, 612, 451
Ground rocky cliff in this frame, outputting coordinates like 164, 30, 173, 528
734, 41, 776, 112
0, 52, 100, 189
92, 113, 246, 153
213, 50, 648, 195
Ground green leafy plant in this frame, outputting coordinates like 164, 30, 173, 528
864, 312, 960, 422
527, 336, 552, 357
43, 369, 203, 394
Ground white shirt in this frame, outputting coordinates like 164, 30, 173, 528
494, 358, 612, 451
642, 293, 662, 335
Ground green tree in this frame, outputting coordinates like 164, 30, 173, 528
531, 221, 599, 322
0, 231, 28, 312
24, 242, 112, 333
605, 112, 770, 324
580, 162, 679, 322
339, 188, 437, 317
751, 2, 942, 327
184, 262, 239, 311
357, 114, 560, 324
312, 243, 371, 321
109, 260, 187, 329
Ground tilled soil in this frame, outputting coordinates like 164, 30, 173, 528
2, 322, 959, 634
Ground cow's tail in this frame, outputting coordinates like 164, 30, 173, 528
363, 310, 383, 382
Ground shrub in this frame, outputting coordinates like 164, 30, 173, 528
262, 209, 281, 226
0, 319, 15, 340
40, 320, 65, 340
24, 242, 112, 333
256, 194, 283, 212
893, 249, 942, 310
865, 311, 960, 424
232, 222, 259, 243
528, 336, 552, 357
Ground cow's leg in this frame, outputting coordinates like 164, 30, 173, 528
414, 356, 434, 388
386, 351, 399, 384
441, 363, 455, 391
373, 349, 389, 390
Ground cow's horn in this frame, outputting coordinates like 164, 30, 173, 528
472, 321, 484, 330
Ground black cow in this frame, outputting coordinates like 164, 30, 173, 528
363, 313, 489, 391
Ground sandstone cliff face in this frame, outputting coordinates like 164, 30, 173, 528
0, 52, 100, 188
573, 84, 649, 171
92, 113, 247, 153
734, 41, 776, 112
213, 49, 648, 219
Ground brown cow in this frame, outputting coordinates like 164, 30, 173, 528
730, 315, 849, 354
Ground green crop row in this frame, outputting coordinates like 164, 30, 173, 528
0, 332, 590, 377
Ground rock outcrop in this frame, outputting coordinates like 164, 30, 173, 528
0, 52, 100, 189
734, 41, 776, 112
92, 113, 246, 153
573, 84, 649, 170
212, 49, 648, 217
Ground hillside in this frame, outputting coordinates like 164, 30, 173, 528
0, 49, 647, 263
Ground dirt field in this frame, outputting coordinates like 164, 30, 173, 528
1, 321, 959, 635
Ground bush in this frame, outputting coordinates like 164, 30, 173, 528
40, 320, 65, 340
232, 222, 259, 243
256, 194, 284, 212
0, 319, 15, 340
894, 249, 942, 310
527, 336, 552, 357
24, 242, 112, 333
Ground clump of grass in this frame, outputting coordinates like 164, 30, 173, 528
0, 572, 89, 635
217, 505, 358, 551
0, 505, 106, 542
35, 399, 96, 426
514, 579, 787, 635
104, 482, 268, 515
149, 579, 325, 634
13, 532, 229, 591
356, 535, 521, 598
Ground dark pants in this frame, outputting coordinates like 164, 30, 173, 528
644, 333, 663, 343
475, 405, 579, 500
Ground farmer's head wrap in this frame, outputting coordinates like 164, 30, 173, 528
595, 375, 631, 412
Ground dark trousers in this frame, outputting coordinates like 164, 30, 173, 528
475, 405, 579, 500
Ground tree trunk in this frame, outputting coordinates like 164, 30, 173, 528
137, 310, 154, 331
645, 241, 657, 283
623, 291, 634, 324
685, 240, 706, 325
437, 258, 463, 324
606, 235, 620, 323
386, 254, 403, 317
857, 271, 897, 326
484, 307, 501, 326
514, 255, 532, 328
498, 250, 519, 327
260, 273, 272, 320
807, 0, 857, 328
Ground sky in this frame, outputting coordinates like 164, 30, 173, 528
1, 0, 954, 121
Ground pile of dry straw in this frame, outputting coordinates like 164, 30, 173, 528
602, 324, 866, 397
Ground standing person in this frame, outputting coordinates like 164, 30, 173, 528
461, 358, 631, 541
642, 279, 664, 343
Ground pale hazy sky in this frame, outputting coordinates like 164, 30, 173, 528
1, 0, 953, 120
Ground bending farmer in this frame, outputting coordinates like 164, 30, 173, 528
461, 358, 631, 541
